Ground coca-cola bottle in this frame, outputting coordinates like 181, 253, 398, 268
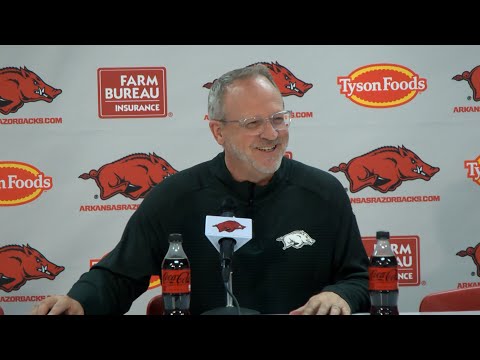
368, 230, 399, 315
161, 233, 191, 315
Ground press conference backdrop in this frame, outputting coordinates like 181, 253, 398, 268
1, 45, 479, 315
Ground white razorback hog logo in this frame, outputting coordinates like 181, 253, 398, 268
276, 230, 316, 250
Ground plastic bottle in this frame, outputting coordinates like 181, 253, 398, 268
368, 230, 399, 315
161, 233, 191, 315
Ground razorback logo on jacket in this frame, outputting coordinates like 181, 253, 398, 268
0, 67, 62, 115
79, 152, 177, 200
0, 244, 64, 292
276, 230, 316, 250
203, 62, 313, 97
213, 220, 246, 233
329, 145, 440, 193
452, 66, 480, 101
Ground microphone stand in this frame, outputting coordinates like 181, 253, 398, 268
202, 264, 259, 315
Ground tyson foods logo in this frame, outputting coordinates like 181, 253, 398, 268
204, 61, 313, 98
0, 66, 62, 115
0, 161, 53, 206
464, 155, 480, 186
0, 244, 64, 292
79, 152, 176, 200
329, 145, 440, 193
337, 64, 427, 108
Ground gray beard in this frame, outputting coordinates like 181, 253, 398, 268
226, 141, 286, 175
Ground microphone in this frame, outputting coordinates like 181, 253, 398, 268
203, 198, 259, 315
204, 200, 252, 282
218, 198, 236, 273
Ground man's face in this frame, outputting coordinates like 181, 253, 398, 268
213, 76, 289, 183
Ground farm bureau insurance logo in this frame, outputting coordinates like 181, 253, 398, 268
456, 243, 480, 288
362, 235, 420, 286
0, 161, 52, 206
90, 256, 160, 290
337, 63, 427, 108
97, 67, 167, 118
464, 155, 480, 186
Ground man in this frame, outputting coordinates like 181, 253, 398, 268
32, 64, 370, 315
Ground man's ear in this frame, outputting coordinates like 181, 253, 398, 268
209, 121, 225, 145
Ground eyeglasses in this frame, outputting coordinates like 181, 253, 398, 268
216, 110, 292, 135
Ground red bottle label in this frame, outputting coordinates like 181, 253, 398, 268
162, 269, 191, 293
368, 267, 398, 290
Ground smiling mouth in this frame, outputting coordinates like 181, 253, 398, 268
257, 145, 277, 152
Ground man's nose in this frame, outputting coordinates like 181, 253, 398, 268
260, 119, 279, 139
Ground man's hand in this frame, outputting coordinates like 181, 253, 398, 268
289, 291, 351, 315
31, 295, 84, 315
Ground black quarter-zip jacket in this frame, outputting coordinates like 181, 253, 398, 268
68, 152, 370, 315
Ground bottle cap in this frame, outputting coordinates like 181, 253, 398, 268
168, 233, 183, 242
376, 230, 390, 239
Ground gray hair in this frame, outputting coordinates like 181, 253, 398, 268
208, 64, 280, 120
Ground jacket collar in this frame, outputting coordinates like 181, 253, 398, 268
209, 151, 289, 204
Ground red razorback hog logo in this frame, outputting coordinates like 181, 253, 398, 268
457, 243, 480, 277
0, 66, 62, 115
337, 63, 427, 108
329, 145, 440, 193
0, 244, 64, 292
79, 152, 177, 200
213, 220, 246, 233
452, 65, 480, 101
203, 62, 313, 97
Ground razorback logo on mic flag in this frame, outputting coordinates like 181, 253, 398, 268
205, 216, 252, 253
213, 220, 246, 232
0, 66, 62, 115
337, 63, 427, 108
